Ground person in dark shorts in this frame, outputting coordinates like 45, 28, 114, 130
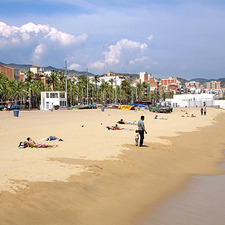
137, 116, 147, 147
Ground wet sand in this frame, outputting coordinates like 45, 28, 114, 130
142, 162, 225, 225
0, 109, 224, 225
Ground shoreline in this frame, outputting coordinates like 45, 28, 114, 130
0, 110, 224, 225
141, 162, 225, 225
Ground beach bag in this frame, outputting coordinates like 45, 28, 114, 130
18, 141, 28, 148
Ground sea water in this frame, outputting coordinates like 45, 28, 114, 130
142, 162, 225, 225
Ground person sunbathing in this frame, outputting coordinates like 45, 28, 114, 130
41, 136, 63, 141
27, 137, 58, 148
113, 124, 122, 130
113, 124, 133, 131
154, 115, 167, 120
118, 119, 137, 125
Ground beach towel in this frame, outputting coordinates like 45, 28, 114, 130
41, 136, 63, 141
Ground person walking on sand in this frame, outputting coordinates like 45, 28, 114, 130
204, 107, 207, 115
200, 107, 203, 115
138, 115, 147, 147
51, 103, 54, 112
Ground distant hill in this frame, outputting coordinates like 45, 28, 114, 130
177, 77, 188, 85
0, 62, 95, 76
189, 78, 225, 82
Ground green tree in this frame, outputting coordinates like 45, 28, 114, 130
47, 71, 59, 91
121, 80, 131, 104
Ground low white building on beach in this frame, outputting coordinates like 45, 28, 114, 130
165, 93, 225, 109
40, 91, 67, 110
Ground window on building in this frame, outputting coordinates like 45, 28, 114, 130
46, 93, 49, 98
60, 93, 65, 98
60, 101, 66, 106
50, 93, 58, 98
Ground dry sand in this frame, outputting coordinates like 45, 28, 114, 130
0, 107, 224, 225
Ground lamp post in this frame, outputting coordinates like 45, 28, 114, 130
115, 73, 117, 103
86, 67, 89, 105
65, 60, 68, 107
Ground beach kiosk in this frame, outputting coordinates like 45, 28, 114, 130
40, 91, 67, 110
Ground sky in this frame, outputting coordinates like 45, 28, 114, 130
0, 0, 225, 79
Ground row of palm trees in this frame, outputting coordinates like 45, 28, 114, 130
0, 71, 164, 108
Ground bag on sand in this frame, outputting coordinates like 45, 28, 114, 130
18, 141, 28, 148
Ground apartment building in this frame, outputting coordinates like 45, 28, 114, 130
139, 72, 151, 83
149, 77, 159, 94
160, 77, 181, 94
185, 81, 200, 89
0, 65, 19, 81
206, 81, 221, 90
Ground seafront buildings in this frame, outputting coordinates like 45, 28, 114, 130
0, 65, 19, 81
0, 63, 224, 108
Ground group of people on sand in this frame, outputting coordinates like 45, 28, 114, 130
201, 107, 207, 115
106, 116, 147, 147
181, 107, 207, 118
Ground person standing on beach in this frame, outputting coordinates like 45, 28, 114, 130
204, 107, 207, 115
138, 115, 147, 147
51, 103, 54, 112
200, 107, 203, 115
135, 130, 139, 146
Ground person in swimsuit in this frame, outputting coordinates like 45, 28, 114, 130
27, 137, 58, 148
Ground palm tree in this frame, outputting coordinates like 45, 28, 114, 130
0, 73, 12, 101
93, 75, 100, 103
46, 71, 59, 91
121, 80, 131, 104
76, 75, 87, 104
99, 81, 109, 103
109, 78, 114, 103
26, 71, 33, 82
11, 81, 27, 104
30, 80, 45, 107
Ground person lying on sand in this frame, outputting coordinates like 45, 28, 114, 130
154, 115, 167, 120
105, 124, 133, 131
41, 136, 63, 141
27, 137, 58, 148
187, 114, 196, 117
114, 124, 133, 131
118, 119, 137, 125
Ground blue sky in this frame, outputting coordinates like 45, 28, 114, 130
0, 0, 225, 79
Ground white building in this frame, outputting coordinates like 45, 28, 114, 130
98, 75, 124, 87
44, 70, 52, 76
40, 91, 67, 110
139, 72, 151, 83
30, 65, 40, 74
165, 93, 215, 107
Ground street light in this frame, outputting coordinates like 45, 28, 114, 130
115, 73, 117, 103
86, 67, 89, 105
65, 60, 68, 107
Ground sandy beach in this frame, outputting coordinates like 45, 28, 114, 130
0, 107, 224, 225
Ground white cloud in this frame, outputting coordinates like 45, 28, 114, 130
33, 43, 45, 62
0, 22, 88, 47
68, 63, 83, 70
88, 61, 105, 70
147, 35, 154, 42
129, 56, 148, 65
0, 21, 88, 65
46, 28, 88, 46
104, 39, 148, 65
